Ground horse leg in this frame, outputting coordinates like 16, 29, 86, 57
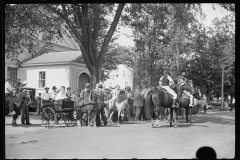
188, 107, 192, 124
117, 110, 121, 125
108, 111, 114, 124
173, 108, 178, 128
88, 112, 91, 127
12, 114, 17, 127
154, 106, 160, 128
182, 108, 186, 119
79, 111, 82, 127
170, 108, 174, 127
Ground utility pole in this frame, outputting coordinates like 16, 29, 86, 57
221, 67, 224, 109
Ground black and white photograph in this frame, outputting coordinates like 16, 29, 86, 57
4, 3, 235, 159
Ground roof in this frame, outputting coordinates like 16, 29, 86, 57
22, 51, 82, 65
109, 64, 133, 74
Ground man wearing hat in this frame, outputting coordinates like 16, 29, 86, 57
42, 86, 54, 107
178, 72, 194, 107
95, 82, 108, 126
5, 77, 15, 115
80, 83, 91, 98
15, 79, 28, 95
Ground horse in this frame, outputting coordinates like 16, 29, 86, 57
106, 93, 129, 125
146, 81, 196, 128
5, 90, 33, 126
75, 90, 99, 127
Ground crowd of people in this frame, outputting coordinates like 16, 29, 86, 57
5, 68, 198, 125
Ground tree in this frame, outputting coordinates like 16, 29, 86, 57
44, 4, 125, 86
122, 3, 203, 86
6, 4, 125, 87
5, 4, 64, 63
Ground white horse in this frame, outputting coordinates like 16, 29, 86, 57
105, 95, 129, 125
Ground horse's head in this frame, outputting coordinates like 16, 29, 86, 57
17, 90, 33, 105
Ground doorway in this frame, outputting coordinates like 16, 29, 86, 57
78, 73, 90, 92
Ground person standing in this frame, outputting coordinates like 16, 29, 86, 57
124, 86, 132, 121
80, 83, 91, 98
78, 83, 91, 125
21, 99, 32, 125
133, 85, 144, 121
36, 93, 42, 115
95, 83, 108, 126
5, 77, 15, 115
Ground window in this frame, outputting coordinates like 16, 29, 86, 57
39, 71, 46, 88
7, 67, 17, 86
116, 71, 119, 77
109, 83, 112, 89
125, 82, 128, 88
123, 71, 125, 77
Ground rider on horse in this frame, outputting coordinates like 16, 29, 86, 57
5, 77, 16, 115
178, 72, 194, 107
159, 69, 178, 108
15, 79, 27, 94
109, 85, 121, 107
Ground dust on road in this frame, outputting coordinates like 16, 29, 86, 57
5, 111, 235, 159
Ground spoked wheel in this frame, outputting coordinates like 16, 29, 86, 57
63, 112, 77, 127
41, 107, 56, 129
192, 107, 198, 115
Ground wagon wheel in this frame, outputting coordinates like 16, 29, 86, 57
63, 112, 77, 127
41, 107, 56, 129
192, 107, 198, 115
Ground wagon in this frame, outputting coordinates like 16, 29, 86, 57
41, 99, 78, 128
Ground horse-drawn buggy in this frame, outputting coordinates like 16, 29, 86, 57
41, 99, 78, 128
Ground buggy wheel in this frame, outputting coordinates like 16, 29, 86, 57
42, 107, 56, 129
192, 107, 197, 115
63, 112, 77, 127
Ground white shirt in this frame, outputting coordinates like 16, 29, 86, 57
5, 81, 12, 93
56, 91, 67, 100
42, 91, 51, 100
50, 91, 58, 100
159, 75, 174, 86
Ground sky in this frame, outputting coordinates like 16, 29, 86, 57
115, 3, 232, 47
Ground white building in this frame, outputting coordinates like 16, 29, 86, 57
5, 26, 80, 87
104, 64, 133, 90
18, 51, 90, 96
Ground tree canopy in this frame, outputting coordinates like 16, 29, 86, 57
5, 3, 125, 86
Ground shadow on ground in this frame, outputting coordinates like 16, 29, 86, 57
191, 114, 235, 125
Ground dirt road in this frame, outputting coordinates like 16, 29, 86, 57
5, 110, 235, 159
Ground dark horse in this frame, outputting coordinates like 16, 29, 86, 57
75, 89, 99, 127
5, 90, 33, 126
146, 81, 195, 128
